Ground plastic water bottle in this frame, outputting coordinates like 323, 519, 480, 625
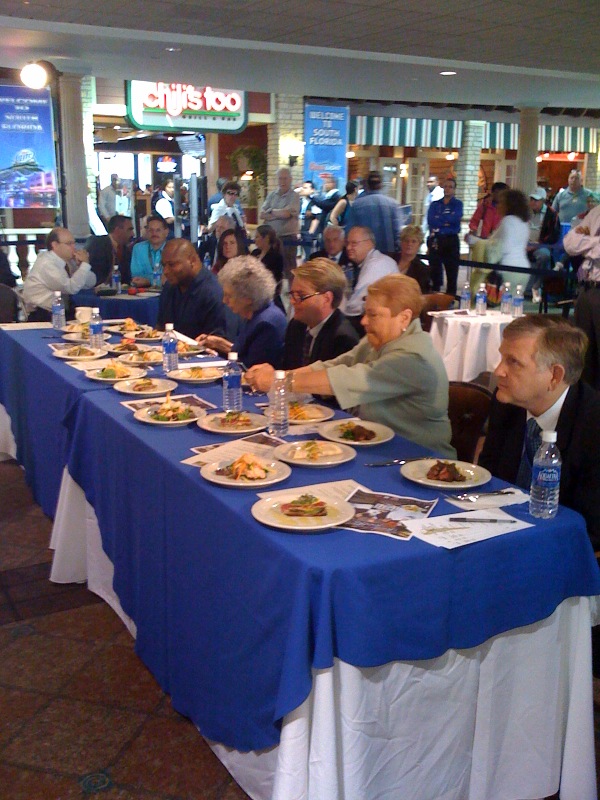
112, 265, 121, 294
152, 263, 162, 288
500, 282, 512, 315
222, 352, 243, 412
475, 283, 487, 315
51, 291, 66, 330
512, 284, 524, 318
89, 307, 103, 349
162, 323, 178, 373
529, 430, 561, 519
267, 370, 289, 437
459, 282, 471, 310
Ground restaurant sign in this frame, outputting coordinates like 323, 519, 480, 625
126, 81, 247, 134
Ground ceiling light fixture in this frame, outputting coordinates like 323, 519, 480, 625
165, 47, 181, 52
536, 156, 543, 163
567, 151, 578, 161
20, 61, 51, 89
439, 71, 457, 76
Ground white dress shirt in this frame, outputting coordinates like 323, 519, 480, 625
22, 250, 96, 312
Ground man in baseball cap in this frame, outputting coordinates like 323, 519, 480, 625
526, 186, 561, 302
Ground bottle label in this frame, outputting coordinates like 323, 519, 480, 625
90, 322, 102, 335
532, 465, 560, 487
224, 373, 241, 389
163, 340, 177, 353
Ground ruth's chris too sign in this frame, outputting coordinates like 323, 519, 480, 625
126, 80, 247, 134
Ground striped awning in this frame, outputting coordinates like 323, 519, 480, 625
350, 116, 598, 153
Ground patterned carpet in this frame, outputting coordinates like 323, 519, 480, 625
0, 457, 596, 799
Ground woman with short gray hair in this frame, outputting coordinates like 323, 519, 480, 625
196, 255, 287, 368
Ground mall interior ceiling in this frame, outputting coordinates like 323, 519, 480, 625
0, 1, 599, 112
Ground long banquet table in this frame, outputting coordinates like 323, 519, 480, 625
1, 324, 600, 800
72, 288, 160, 326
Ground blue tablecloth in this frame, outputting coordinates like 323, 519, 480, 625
62, 384, 600, 751
72, 289, 160, 326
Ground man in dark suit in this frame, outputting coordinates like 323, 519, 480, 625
283, 257, 360, 370
479, 315, 600, 550
85, 214, 134, 285
308, 225, 355, 287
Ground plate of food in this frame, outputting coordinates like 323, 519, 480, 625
134, 394, 203, 426
176, 341, 205, 358
131, 326, 163, 343
62, 331, 110, 343
272, 440, 356, 468
200, 453, 291, 489
113, 378, 178, 396
105, 318, 144, 335
318, 419, 394, 446
167, 366, 223, 383
117, 349, 163, 365
286, 401, 335, 424
400, 458, 492, 489
197, 411, 267, 435
251, 491, 355, 532
62, 322, 89, 334
85, 361, 147, 383
52, 345, 106, 361
103, 340, 153, 355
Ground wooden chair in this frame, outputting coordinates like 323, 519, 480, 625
448, 381, 493, 463
420, 292, 454, 332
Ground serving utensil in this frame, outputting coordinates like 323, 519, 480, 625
364, 457, 424, 467
449, 489, 515, 502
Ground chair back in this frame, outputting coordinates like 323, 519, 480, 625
448, 381, 493, 463
0, 284, 20, 323
421, 292, 454, 332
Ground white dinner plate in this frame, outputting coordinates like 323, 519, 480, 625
272, 440, 357, 468
113, 378, 178, 396
200, 458, 291, 489
133, 405, 202, 427
251, 491, 355, 532
197, 412, 267, 435
52, 347, 106, 361
105, 323, 144, 335
400, 458, 492, 489
177, 345, 205, 358
131, 329, 163, 343
318, 419, 395, 446
103, 342, 153, 355
117, 350, 163, 365
286, 403, 335, 424
61, 322, 88, 334
85, 366, 147, 383
62, 331, 110, 343
167, 367, 223, 384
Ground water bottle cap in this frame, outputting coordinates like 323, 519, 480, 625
516, 284, 522, 290
165, 323, 174, 331
479, 283, 486, 289
541, 430, 557, 443
274, 370, 285, 380
228, 352, 238, 361
92, 307, 99, 314
504, 282, 510, 289
54, 290, 61, 297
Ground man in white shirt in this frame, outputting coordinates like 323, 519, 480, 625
22, 227, 96, 321
154, 178, 175, 233
344, 225, 398, 333
207, 181, 245, 232
422, 175, 444, 240
98, 174, 120, 225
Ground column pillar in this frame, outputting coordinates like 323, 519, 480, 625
456, 120, 485, 223
58, 73, 90, 239
266, 94, 304, 189
515, 107, 540, 194
205, 134, 219, 198
584, 145, 600, 194
80, 75, 97, 199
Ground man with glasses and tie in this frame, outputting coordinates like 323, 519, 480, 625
282, 258, 359, 370
344, 225, 397, 334
479, 315, 600, 550
22, 227, 96, 321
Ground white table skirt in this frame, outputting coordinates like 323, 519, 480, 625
429, 311, 512, 383
49, 469, 599, 800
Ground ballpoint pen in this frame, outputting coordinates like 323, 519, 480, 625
448, 517, 518, 523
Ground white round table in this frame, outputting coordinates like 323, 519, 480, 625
429, 310, 513, 382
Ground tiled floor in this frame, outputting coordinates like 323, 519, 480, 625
1, 457, 598, 799
0, 459, 250, 800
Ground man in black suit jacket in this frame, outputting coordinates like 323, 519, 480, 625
283, 257, 360, 370
308, 225, 355, 289
479, 315, 600, 550
85, 214, 133, 285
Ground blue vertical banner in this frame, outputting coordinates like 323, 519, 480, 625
303, 104, 349, 192
0, 85, 58, 209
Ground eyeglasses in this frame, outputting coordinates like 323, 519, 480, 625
286, 290, 323, 303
